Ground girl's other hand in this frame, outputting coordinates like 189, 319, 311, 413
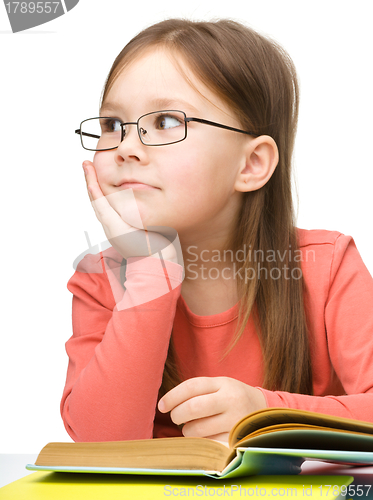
82, 161, 179, 263
158, 377, 267, 444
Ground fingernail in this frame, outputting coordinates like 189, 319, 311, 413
83, 165, 88, 175
158, 400, 165, 412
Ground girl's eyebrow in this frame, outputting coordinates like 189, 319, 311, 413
149, 98, 199, 114
100, 98, 199, 115
100, 101, 121, 113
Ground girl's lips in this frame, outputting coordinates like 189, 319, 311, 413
117, 182, 159, 190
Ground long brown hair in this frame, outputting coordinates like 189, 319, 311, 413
107, 19, 313, 396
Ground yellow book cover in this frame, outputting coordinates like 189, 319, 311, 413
0, 472, 353, 500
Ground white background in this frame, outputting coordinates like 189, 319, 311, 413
1, 0, 372, 453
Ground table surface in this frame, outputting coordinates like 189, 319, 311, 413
1, 455, 373, 491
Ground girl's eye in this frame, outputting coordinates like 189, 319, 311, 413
101, 118, 121, 133
155, 114, 182, 130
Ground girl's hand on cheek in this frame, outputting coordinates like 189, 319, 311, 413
158, 377, 267, 445
83, 160, 105, 202
82, 161, 179, 263
82, 160, 137, 255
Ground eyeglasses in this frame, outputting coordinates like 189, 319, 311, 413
75, 110, 258, 151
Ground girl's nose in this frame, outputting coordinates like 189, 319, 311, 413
114, 124, 147, 164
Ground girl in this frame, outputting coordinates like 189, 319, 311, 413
61, 18, 373, 444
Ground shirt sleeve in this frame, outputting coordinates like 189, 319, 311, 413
258, 234, 373, 421
60, 251, 183, 442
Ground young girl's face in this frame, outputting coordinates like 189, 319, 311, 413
93, 47, 251, 241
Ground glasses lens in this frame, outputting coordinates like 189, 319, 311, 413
138, 111, 186, 145
80, 117, 122, 151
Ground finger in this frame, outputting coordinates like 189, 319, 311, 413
90, 196, 155, 256
158, 377, 221, 413
169, 392, 224, 426
83, 161, 105, 202
82, 162, 92, 202
105, 189, 145, 229
181, 413, 229, 439
83, 162, 145, 232
91, 195, 132, 237
82, 163, 135, 237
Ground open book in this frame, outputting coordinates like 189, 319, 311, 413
26, 408, 373, 479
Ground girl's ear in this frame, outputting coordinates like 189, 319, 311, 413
235, 135, 279, 192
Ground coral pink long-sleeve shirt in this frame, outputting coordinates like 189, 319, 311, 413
60, 229, 373, 442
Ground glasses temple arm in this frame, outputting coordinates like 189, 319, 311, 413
185, 118, 257, 136
75, 129, 100, 139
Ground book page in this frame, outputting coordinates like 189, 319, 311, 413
229, 408, 373, 446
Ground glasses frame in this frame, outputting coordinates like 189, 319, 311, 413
75, 110, 258, 151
